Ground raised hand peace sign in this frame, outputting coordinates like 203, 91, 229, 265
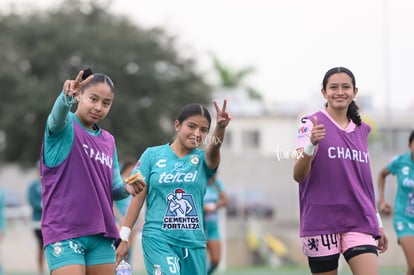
62, 70, 94, 97
213, 100, 231, 128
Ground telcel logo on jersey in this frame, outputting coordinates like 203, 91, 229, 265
158, 171, 198, 183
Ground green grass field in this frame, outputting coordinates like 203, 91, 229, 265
6, 265, 407, 275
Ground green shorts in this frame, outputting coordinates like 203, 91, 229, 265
204, 220, 220, 240
394, 215, 414, 239
44, 234, 116, 271
142, 235, 206, 275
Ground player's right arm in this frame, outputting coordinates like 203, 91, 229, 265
116, 151, 150, 263
377, 159, 395, 216
47, 70, 93, 136
43, 71, 94, 167
293, 116, 325, 183
124, 190, 147, 228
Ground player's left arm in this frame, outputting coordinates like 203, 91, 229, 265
112, 149, 130, 200
205, 100, 231, 170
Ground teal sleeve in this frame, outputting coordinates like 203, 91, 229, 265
132, 147, 151, 180
386, 155, 400, 175
43, 92, 75, 167
47, 92, 75, 136
0, 190, 6, 234
112, 147, 129, 201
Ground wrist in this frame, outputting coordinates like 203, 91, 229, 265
119, 226, 131, 242
62, 91, 76, 106
303, 140, 316, 156
376, 212, 383, 228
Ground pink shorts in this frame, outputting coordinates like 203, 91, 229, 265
301, 232, 377, 257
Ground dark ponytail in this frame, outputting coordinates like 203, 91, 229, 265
80, 68, 115, 93
347, 100, 361, 126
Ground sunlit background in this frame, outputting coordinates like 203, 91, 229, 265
3, 0, 414, 111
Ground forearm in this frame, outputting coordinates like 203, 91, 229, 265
377, 168, 390, 203
216, 201, 226, 209
113, 183, 130, 201
113, 205, 124, 223
377, 177, 387, 203
293, 149, 313, 183
216, 193, 228, 208
123, 190, 147, 229
206, 126, 226, 169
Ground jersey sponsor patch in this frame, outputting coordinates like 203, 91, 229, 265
162, 188, 200, 230
297, 117, 311, 139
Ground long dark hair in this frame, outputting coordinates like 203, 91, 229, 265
80, 68, 115, 93
322, 67, 361, 126
176, 103, 212, 130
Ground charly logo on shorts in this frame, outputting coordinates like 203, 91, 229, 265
52, 242, 64, 257
153, 264, 162, 275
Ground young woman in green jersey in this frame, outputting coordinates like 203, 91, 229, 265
377, 130, 414, 275
116, 101, 231, 275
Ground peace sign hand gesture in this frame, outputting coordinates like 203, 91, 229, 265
213, 100, 231, 128
62, 70, 94, 97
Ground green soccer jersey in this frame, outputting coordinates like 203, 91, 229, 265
135, 143, 215, 248
387, 152, 414, 219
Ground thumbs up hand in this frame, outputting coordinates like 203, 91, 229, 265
309, 116, 326, 145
